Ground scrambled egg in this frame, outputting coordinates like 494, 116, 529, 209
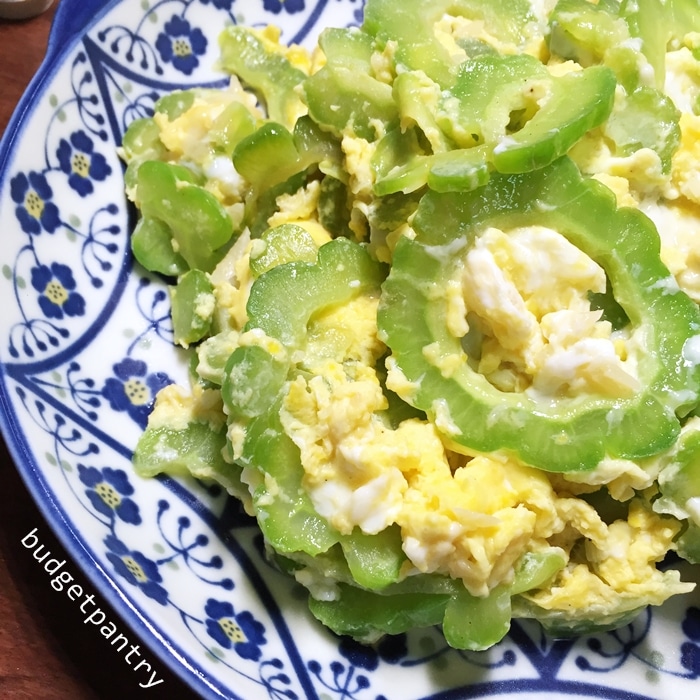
155, 79, 260, 207
458, 225, 638, 396
276, 273, 687, 608
433, 5, 551, 62
568, 44, 700, 304
208, 228, 255, 330
521, 499, 690, 625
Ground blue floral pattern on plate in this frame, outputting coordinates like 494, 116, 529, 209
56, 129, 113, 196
30, 262, 87, 320
155, 15, 208, 75
10, 171, 62, 235
0, 1, 699, 698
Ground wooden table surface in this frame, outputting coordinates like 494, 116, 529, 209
0, 5, 194, 698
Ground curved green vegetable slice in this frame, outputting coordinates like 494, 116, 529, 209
221, 238, 386, 556
218, 26, 307, 130
169, 269, 215, 348
548, 0, 630, 67
491, 64, 616, 173
130, 216, 188, 277
135, 160, 235, 272
378, 157, 700, 471
308, 583, 451, 643
363, 0, 539, 87
232, 121, 302, 192
603, 86, 681, 174
249, 223, 319, 278
655, 418, 700, 563
438, 53, 617, 173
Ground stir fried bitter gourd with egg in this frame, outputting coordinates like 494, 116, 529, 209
122, 0, 700, 649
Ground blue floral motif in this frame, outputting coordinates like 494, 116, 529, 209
78, 464, 141, 524
204, 598, 267, 661
200, 0, 235, 9
681, 606, 700, 677
56, 130, 112, 197
338, 635, 409, 670
308, 635, 408, 700
155, 16, 207, 75
263, 0, 305, 14
30, 262, 86, 320
10, 171, 61, 235
353, 5, 364, 26
101, 358, 172, 428
105, 534, 169, 605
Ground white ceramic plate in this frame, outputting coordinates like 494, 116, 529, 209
2, 1, 700, 698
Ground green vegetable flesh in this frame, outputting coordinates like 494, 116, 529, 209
548, 0, 630, 67
317, 176, 354, 238
223, 345, 288, 422
512, 596, 646, 638
169, 269, 215, 347
339, 525, 407, 590
233, 122, 303, 192
603, 86, 681, 173
655, 420, 700, 563
510, 550, 567, 596
130, 216, 188, 277
490, 65, 617, 173
303, 544, 568, 648
293, 115, 345, 180
371, 127, 431, 196
427, 146, 493, 192
133, 419, 246, 496
135, 160, 235, 272
438, 54, 617, 173
239, 397, 341, 555
208, 101, 257, 157
221, 238, 386, 556
372, 122, 492, 196
320, 26, 375, 68
620, 0, 700, 90
443, 584, 511, 651
303, 68, 397, 142
374, 51, 616, 191
378, 157, 700, 471
120, 117, 167, 193
218, 26, 307, 130
233, 119, 346, 234
243, 237, 385, 348
249, 223, 319, 278
392, 71, 454, 154
308, 584, 451, 643
245, 170, 310, 239
621, 0, 670, 89
438, 53, 546, 148
302, 26, 399, 140
196, 330, 241, 386
672, 0, 700, 38
154, 89, 196, 120
362, 0, 538, 87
